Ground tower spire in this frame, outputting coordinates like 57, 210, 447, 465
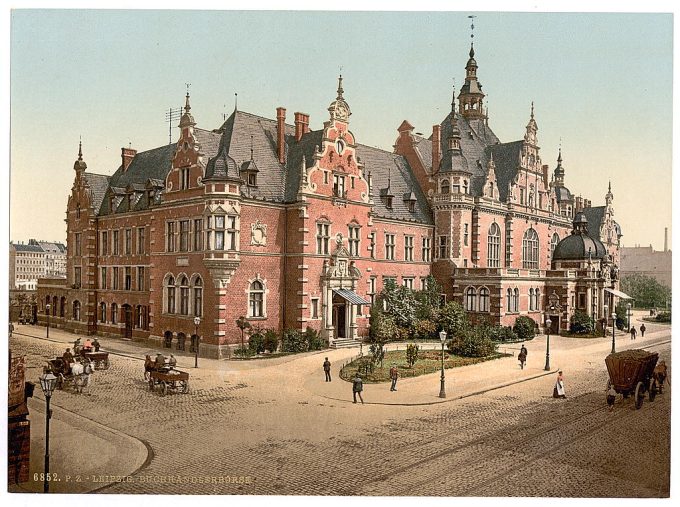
73, 137, 87, 172
459, 15, 485, 120
78, 136, 83, 161
451, 80, 456, 112
337, 73, 344, 99
179, 84, 196, 129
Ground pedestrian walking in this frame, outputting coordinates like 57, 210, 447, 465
518, 344, 528, 370
9, 322, 14, 338
352, 373, 364, 404
640, 323, 646, 337
323, 357, 332, 382
389, 363, 399, 391
630, 326, 637, 340
168, 354, 177, 368
606, 385, 617, 411
553, 370, 566, 399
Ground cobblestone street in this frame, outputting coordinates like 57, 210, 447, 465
9, 315, 671, 498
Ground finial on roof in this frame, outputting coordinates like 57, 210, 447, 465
530, 101, 534, 120
608, 180, 611, 193
78, 136, 83, 161
234, 93, 238, 112
337, 73, 344, 99
184, 83, 191, 113
557, 147, 562, 164
451, 79, 456, 112
468, 15, 476, 56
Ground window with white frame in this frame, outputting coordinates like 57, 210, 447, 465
100, 267, 107, 289
403, 278, 414, 290
422, 237, 431, 262
513, 288, 520, 312
316, 222, 330, 255
506, 288, 512, 313
180, 167, 190, 190
311, 298, 319, 319
522, 228, 540, 269
369, 232, 376, 259
167, 222, 176, 252
488, 223, 501, 268
137, 267, 145, 291
333, 174, 346, 198
125, 228, 132, 255
464, 224, 469, 246
385, 234, 395, 260
479, 287, 490, 312
179, 275, 189, 315
441, 179, 450, 194
368, 277, 376, 304
179, 220, 190, 252
348, 225, 360, 256
110, 302, 117, 324
438, 235, 448, 259
113, 230, 119, 255
193, 276, 203, 317
214, 216, 237, 251
404, 236, 414, 261
112, 267, 119, 290
551, 233, 560, 259
166, 276, 176, 314
249, 280, 265, 317
137, 227, 145, 254
193, 219, 203, 251
466, 287, 476, 311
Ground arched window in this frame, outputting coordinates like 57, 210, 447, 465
535, 288, 541, 312
479, 287, 490, 312
513, 288, 520, 313
465, 287, 476, 311
249, 280, 265, 318
488, 223, 501, 268
166, 275, 176, 314
100, 302, 107, 323
193, 276, 203, 317
550, 233, 560, 259
529, 288, 535, 311
506, 289, 512, 313
111, 303, 118, 324
522, 228, 540, 269
73, 300, 81, 321
179, 275, 189, 315
441, 179, 450, 194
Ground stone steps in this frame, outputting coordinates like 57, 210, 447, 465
331, 338, 361, 349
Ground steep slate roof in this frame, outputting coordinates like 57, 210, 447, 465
82, 172, 110, 214
12, 243, 44, 253
487, 141, 523, 202
582, 206, 622, 241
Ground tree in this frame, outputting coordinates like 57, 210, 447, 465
570, 310, 594, 334
235, 316, 251, 352
368, 303, 395, 368
406, 343, 419, 368
415, 275, 442, 320
620, 273, 671, 309
513, 316, 537, 341
436, 301, 469, 339
380, 279, 418, 329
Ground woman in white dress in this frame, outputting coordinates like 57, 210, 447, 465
553, 370, 566, 398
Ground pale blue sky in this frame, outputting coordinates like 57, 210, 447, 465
9, 9, 673, 249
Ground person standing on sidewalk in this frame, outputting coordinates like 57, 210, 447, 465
630, 326, 637, 340
518, 344, 528, 369
553, 370, 566, 398
352, 373, 364, 404
389, 364, 399, 391
640, 323, 646, 337
323, 357, 332, 382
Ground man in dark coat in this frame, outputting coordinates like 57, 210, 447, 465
62, 348, 74, 375
518, 344, 528, 369
155, 353, 167, 370
389, 364, 399, 391
323, 357, 332, 382
640, 323, 646, 337
630, 326, 637, 340
352, 373, 364, 404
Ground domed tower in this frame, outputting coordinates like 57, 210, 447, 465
552, 212, 607, 265
458, 43, 486, 121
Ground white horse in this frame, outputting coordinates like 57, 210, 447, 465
70, 360, 94, 393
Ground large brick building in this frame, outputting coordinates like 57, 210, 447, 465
38, 42, 622, 356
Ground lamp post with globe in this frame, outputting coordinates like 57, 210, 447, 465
39, 372, 58, 493
438, 330, 447, 398
193, 316, 201, 368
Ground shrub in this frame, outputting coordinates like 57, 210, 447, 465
413, 319, 436, 340
234, 346, 254, 358
248, 329, 266, 354
406, 343, 419, 368
304, 327, 325, 351
513, 316, 537, 341
488, 325, 517, 342
569, 310, 594, 335
263, 329, 279, 352
447, 328, 498, 358
369, 342, 386, 367
655, 312, 671, 323
282, 329, 308, 353
436, 301, 470, 338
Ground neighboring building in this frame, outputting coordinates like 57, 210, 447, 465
37, 40, 622, 356
620, 245, 672, 288
9, 240, 67, 290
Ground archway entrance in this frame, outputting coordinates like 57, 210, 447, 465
332, 293, 347, 339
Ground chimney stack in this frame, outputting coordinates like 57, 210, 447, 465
294, 112, 310, 142
432, 125, 441, 174
664, 227, 668, 252
542, 164, 549, 188
122, 147, 137, 172
276, 107, 286, 164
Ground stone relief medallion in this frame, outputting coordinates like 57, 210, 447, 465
251, 220, 267, 246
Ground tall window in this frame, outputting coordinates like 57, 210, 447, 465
100, 267, 107, 289
368, 277, 377, 304
101, 231, 108, 256
75, 233, 82, 256
506, 289, 512, 313
74, 267, 82, 288
404, 236, 414, 261
73, 301, 81, 321
550, 233, 560, 259
166, 276, 175, 314
535, 288, 541, 312
438, 236, 448, 259
479, 288, 490, 312
529, 288, 535, 311
193, 277, 203, 317
137, 267, 145, 291
369, 232, 376, 259
214, 216, 237, 250
422, 237, 431, 262
316, 222, 330, 255
385, 234, 395, 260
180, 167, 190, 190
333, 174, 346, 198
522, 228, 540, 269
466, 287, 476, 311
113, 267, 119, 290
124, 267, 132, 290
249, 280, 265, 317
125, 229, 132, 255
441, 179, 450, 194
179, 276, 189, 315
111, 303, 117, 324
513, 288, 520, 312
348, 225, 360, 256
137, 227, 145, 254
488, 223, 501, 268
193, 219, 203, 251
113, 230, 119, 255
99, 302, 106, 323
464, 224, 469, 246
311, 298, 319, 319
180, 220, 190, 252
167, 222, 176, 252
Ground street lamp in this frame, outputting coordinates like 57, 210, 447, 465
193, 316, 201, 368
438, 330, 447, 398
611, 312, 617, 354
544, 317, 552, 371
45, 303, 51, 339
39, 372, 58, 493
603, 304, 609, 338
627, 302, 632, 333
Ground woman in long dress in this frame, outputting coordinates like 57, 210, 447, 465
553, 370, 566, 398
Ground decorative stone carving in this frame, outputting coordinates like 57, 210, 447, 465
251, 220, 267, 246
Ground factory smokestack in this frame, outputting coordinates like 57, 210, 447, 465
664, 227, 668, 252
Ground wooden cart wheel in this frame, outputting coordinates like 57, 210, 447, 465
180, 380, 189, 394
635, 381, 645, 409
148, 379, 155, 391
160, 381, 167, 396
649, 381, 657, 401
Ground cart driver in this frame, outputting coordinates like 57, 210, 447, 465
155, 352, 167, 370
62, 348, 74, 375
83, 338, 93, 352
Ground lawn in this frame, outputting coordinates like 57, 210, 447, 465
339, 349, 508, 383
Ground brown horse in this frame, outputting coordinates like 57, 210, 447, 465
654, 361, 668, 393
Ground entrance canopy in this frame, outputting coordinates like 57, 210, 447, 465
604, 288, 633, 299
332, 288, 371, 305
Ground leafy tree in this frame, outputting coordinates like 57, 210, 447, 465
615, 302, 629, 331
569, 310, 594, 334
436, 301, 470, 339
620, 274, 671, 309
406, 343, 419, 368
513, 316, 537, 341
488, 325, 518, 342
380, 279, 418, 329
413, 318, 437, 340
415, 275, 442, 320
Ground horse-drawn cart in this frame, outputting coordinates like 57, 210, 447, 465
605, 349, 659, 409
148, 368, 189, 396
83, 351, 110, 370
45, 357, 94, 394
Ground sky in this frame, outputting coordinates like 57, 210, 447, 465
7, 7, 674, 251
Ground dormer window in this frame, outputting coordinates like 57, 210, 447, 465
248, 173, 257, 186
441, 179, 450, 194
408, 200, 415, 213
386, 196, 393, 209
333, 174, 346, 199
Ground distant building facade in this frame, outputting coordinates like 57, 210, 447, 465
9, 240, 67, 290
620, 245, 672, 288
37, 41, 623, 355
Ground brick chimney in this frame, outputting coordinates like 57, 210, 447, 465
294, 112, 309, 142
301, 114, 310, 135
542, 164, 549, 188
432, 125, 441, 174
122, 147, 137, 172
276, 107, 286, 164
